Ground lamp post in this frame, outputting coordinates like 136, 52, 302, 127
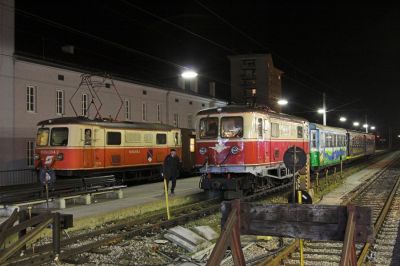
339, 116, 347, 122
181, 70, 198, 79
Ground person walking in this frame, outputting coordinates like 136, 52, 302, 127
163, 149, 181, 195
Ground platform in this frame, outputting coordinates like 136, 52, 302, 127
319, 151, 399, 205
56, 176, 203, 230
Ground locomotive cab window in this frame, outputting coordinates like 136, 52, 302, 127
107, 132, 121, 145
199, 117, 218, 138
84, 129, 92, 145
36, 128, 49, 146
221, 117, 243, 138
156, 133, 167, 145
50, 127, 68, 146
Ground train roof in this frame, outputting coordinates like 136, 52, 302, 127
347, 129, 375, 136
196, 105, 308, 123
37, 117, 177, 131
309, 123, 347, 133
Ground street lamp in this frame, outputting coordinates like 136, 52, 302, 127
277, 99, 288, 106
353, 121, 360, 127
363, 124, 368, 128
181, 70, 198, 79
339, 116, 347, 122
370, 126, 376, 130
317, 108, 325, 114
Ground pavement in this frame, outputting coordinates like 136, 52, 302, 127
318, 151, 399, 205
59, 176, 203, 220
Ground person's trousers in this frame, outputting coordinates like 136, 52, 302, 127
165, 176, 176, 192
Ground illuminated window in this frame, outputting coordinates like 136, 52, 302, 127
190, 137, 195, 152
252, 89, 256, 96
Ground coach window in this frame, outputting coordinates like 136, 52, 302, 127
50, 127, 69, 146
107, 132, 121, 145
297, 126, 303, 138
174, 132, 179, 145
310, 131, 317, 148
199, 117, 218, 138
221, 117, 243, 138
257, 118, 263, 138
36, 128, 49, 146
156, 133, 167, 145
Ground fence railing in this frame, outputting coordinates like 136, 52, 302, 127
0, 168, 38, 186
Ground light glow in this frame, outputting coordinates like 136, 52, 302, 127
370, 126, 376, 130
277, 99, 288, 106
353, 121, 360, 127
181, 70, 198, 79
339, 117, 347, 122
363, 124, 368, 128
317, 108, 325, 114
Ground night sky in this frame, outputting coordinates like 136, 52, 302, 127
13, 1, 400, 137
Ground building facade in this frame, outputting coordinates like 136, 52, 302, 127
0, 0, 226, 184
228, 54, 283, 112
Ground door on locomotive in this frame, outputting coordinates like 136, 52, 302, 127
83, 127, 95, 168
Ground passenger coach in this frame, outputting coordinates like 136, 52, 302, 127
195, 105, 309, 198
34, 117, 182, 181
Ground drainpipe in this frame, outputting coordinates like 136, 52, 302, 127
166, 90, 171, 125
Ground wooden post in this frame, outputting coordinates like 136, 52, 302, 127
297, 191, 304, 266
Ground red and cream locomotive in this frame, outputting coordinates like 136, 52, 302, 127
195, 105, 309, 198
34, 117, 182, 181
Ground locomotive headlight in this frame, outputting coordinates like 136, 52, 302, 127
199, 147, 207, 155
230, 146, 240, 155
34, 154, 40, 160
56, 153, 64, 161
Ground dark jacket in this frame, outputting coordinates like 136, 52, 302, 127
163, 154, 181, 178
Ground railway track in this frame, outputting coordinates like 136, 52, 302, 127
3, 180, 293, 265
264, 153, 400, 266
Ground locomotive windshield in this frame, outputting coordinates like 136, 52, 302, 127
221, 116, 243, 138
36, 128, 49, 146
199, 117, 218, 138
50, 127, 69, 146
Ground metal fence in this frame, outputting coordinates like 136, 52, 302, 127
0, 168, 38, 187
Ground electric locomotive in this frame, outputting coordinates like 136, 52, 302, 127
195, 105, 309, 198
34, 117, 182, 182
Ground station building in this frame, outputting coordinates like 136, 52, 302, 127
0, 0, 226, 185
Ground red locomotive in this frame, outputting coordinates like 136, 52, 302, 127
195, 105, 309, 198
34, 117, 182, 182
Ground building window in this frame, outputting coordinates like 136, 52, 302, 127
190, 137, 195, 152
82, 93, 88, 117
157, 104, 161, 122
26, 140, 35, 167
56, 90, 64, 115
175, 98, 179, 103
143, 90, 147, 95
189, 101, 193, 105
202, 103, 205, 107
26, 86, 37, 112
142, 103, 147, 121
187, 114, 193, 129
173, 113, 179, 127
124, 99, 131, 120
105, 83, 111, 88
58, 74, 64, 81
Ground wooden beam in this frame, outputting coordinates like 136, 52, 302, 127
221, 202, 373, 243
